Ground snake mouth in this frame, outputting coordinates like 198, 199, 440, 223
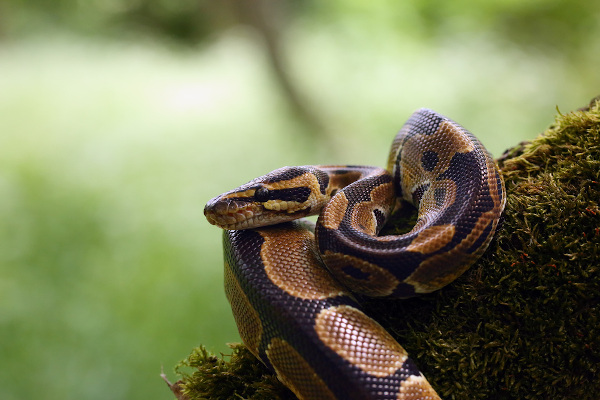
204, 197, 312, 230
204, 198, 259, 230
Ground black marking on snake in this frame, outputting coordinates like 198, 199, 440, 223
314, 168, 330, 195
406, 109, 443, 137
269, 187, 312, 203
496, 170, 503, 197
434, 187, 446, 207
416, 151, 498, 256
373, 209, 386, 231
466, 219, 494, 254
341, 265, 371, 280
434, 151, 485, 225
421, 150, 439, 171
263, 167, 308, 183
392, 282, 417, 298
317, 223, 428, 281
412, 183, 430, 205
226, 196, 258, 204
343, 174, 393, 204
331, 165, 367, 175
393, 163, 403, 198
223, 229, 267, 305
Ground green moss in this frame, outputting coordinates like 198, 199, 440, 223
167, 344, 296, 400
171, 98, 600, 399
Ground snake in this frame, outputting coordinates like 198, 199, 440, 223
204, 109, 506, 400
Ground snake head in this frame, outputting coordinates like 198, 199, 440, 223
204, 166, 330, 230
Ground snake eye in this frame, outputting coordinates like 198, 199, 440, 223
254, 187, 271, 202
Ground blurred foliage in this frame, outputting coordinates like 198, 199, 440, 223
315, 0, 600, 51
3, 0, 599, 54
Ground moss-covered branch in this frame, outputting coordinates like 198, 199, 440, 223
168, 97, 600, 400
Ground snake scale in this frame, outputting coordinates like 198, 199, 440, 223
204, 109, 506, 400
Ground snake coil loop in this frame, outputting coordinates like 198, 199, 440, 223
205, 109, 506, 400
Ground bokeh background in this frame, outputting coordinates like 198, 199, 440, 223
1, 1, 598, 399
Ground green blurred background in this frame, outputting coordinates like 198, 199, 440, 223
1, 1, 598, 399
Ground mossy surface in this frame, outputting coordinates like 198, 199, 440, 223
168, 344, 296, 400
170, 99, 600, 399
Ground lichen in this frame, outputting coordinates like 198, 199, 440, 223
169, 97, 600, 399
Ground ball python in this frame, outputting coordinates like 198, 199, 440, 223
204, 109, 506, 400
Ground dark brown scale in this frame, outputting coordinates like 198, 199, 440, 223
263, 166, 311, 183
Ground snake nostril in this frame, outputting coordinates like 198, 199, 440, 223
203, 201, 214, 216
204, 197, 229, 216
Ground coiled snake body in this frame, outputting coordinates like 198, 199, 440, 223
204, 109, 506, 400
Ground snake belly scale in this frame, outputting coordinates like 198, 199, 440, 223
204, 109, 506, 400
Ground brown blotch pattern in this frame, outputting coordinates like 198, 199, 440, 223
405, 224, 456, 254
327, 170, 365, 190
224, 261, 263, 357
350, 181, 395, 235
260, 227, 347, 300
266, 337, 337, 400
322, 251, 399, 297
405, 250, 476, 293
487, 157, 506, 212
221, 188, 255, 200
406, 217, 496, 293
263, 173, 325, 213
414, 179, 457, 226
397, 374, 441, 400
399, 120, 474, 204
320, 192, 349, 231
315, 305, 409, 377
369, 178, 395, 205
352, 202, 380, 235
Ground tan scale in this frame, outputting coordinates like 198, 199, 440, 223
486, 157, 506, 210
410, 121, 475, 167
397, 121, 475, 204
322, 250, 399, 297
397, 374, 441, 400
405, 224, 456, 254
266, 337, 338, 400
259, 227, 347, 300
404, 216, 496, 293
352, 202, 379, 234
321, 192, 349, 230
314, 305, 409, 377
350, 181, 395, 235
413, 179, 457, 227
224, 261, 263, 356
221, 188, 254, 200
262, 173, 319, 212
327, 169, 365, 190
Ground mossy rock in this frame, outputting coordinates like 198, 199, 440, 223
168, 98, 600, 399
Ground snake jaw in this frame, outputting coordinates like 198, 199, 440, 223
204, 195, 313, 230
204, 197, 257, 229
